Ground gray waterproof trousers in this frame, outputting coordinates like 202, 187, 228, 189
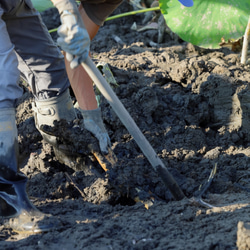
0, 0, 69, 108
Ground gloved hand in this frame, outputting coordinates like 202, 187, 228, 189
54, 0, 90, 69
80, 108, 111, 155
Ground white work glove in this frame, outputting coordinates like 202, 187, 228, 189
80, 108, 111, 155
54, 0, 90, 69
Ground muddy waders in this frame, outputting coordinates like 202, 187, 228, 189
0, 108, 58, 233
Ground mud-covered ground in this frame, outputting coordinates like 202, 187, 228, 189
1, 2, 250, 249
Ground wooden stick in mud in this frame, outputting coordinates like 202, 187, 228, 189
81, 57, 185, 201
241, 16, 250, 65
65, 172, 86, 198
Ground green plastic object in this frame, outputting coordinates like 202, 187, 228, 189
159, 0, 250, 49
31, 0, 54, 12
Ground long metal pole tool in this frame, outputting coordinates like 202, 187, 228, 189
82, 57, 185, 200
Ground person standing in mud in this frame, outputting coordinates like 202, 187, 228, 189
0, 0, 193, 233
0, 0, 122, 233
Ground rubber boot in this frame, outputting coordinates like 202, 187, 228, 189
33, 89, 86, 171
0, 108, 58, 233
33, 89, 77, 146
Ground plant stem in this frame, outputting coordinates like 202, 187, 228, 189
241, 16, 250, 65
49, 28, 58, 33
49, 7, 160, 33
105, 7, 160, 21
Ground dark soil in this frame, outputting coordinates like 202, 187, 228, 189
1, 2, 250, 249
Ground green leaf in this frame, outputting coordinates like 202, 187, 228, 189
31, 0, 54, 12
159, 0, 250, 48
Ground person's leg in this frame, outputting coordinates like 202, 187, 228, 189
62, 0, 122, 154
3, 0, 70, 100
4, 0, 77, 136
0, 10, 23, 109
0, 10, 24, 215
64, 0, 122, 111
64, 5, 99, 111
0, 0, 60, 232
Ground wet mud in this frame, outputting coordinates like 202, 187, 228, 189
1, 2, 250, 249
